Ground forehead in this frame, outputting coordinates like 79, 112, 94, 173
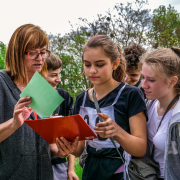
28, 46, 47, 51
126, 68, 140, 74
48, 68, 61, 74
25, 32, 48, 50
142, 63, 163, 78
83, 47, 108, 60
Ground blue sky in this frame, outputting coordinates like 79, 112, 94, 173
0, 0, 180, 45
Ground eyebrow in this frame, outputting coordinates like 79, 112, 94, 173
40, 47, 46, 51
28, 47, 46, 52
49, 73, 58, 75
83, 60, 105, 63
141, 74, 155, 78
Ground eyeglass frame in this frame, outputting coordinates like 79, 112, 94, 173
25, 50, 51, 60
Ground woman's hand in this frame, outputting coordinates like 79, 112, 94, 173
13, 96, 32, 128
94, 113, 120, 138
56, 136, 79, 158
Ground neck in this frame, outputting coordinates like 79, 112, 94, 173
14, 81, 26, 91
14, 72, 34, 91
27, 72, 35, 82
157, 91, 178, 116
93, 79, 119, 100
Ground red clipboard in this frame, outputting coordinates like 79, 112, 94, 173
24, 114, 97, 144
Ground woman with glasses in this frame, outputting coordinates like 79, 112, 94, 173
0, 24, 54, 180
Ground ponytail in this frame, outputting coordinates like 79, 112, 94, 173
112, 45, 126, 82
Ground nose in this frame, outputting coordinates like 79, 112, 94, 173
56, 75, 61, 83
90, 65, 97, 73
35, 53, 43, 61
142, 79, 147, 89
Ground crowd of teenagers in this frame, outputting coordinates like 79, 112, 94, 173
0, 23, 180, 180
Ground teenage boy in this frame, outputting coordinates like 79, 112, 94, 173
45, 53, 79, 180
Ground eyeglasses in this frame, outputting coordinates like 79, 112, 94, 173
25, 50, 51, 60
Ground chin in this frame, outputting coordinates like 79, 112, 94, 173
35, 69, 42, 73
145, 95, 156, 100
127, 81, 136, 86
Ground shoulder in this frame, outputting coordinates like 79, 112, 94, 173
146, 99, 157, 110
123, 83, 145, 99
116, 83, 147, 117
56, 88, 72, 98
76, 91, 86, 98
0, 70, 7, 81
75, 91, 86, 103
0, 70, 5, 75
125, 83, 141, 92
74, 91, 86, 107
73, 91, 86, 115
172, 98, 180, 115
0, 70, 13, 89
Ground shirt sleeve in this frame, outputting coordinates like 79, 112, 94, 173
126, 87, 147, 118
73, 92, 84, 115
64, 91, 73, 115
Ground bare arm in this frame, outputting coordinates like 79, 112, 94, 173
0, 96, 32, 142
94, 111, 147, 157
49, 143, 58, 157
49, 143, 79, 180
68, 155, 79, 180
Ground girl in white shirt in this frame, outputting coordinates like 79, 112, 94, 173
139, 47, 180, 180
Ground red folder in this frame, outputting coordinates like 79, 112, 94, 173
24, 114, 97, 144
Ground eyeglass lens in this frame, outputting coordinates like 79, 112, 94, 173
28, 51, 50, 59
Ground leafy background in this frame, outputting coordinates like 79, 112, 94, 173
0, 1, 180, 179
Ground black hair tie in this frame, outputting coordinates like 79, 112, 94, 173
170, 47, 180, 57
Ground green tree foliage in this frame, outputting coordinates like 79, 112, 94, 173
73, 0, 151, 48
47, 0, 152, 99
109, 0, 151, 48
77, 14, 112, 37
47, 31, 90, 101
0, 41, 6, 70
57, 52, 85, 101
47, 2, 180, 100
148, 4, 180, 48
67, 30, 91, 90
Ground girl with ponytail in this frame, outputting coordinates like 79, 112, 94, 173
56, 35, 147, 180
139, 47, 180, 180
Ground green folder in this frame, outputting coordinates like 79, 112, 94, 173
20, 71, 64, 118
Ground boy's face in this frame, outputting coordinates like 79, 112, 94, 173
125, 68, 141, 86
45, 68, 61, 89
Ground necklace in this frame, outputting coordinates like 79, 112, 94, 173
16, 83, 25, 90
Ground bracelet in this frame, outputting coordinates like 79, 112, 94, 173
64, 154, 70, 158
59, 154, 70, 159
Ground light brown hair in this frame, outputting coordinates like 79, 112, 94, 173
82, 35, 126, 82
139, 47, 180, 94
5, 24, 49, 85
46, 53, 62, 70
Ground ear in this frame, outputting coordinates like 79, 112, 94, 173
169, 76, 178, 88
112, 58, 120, 70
